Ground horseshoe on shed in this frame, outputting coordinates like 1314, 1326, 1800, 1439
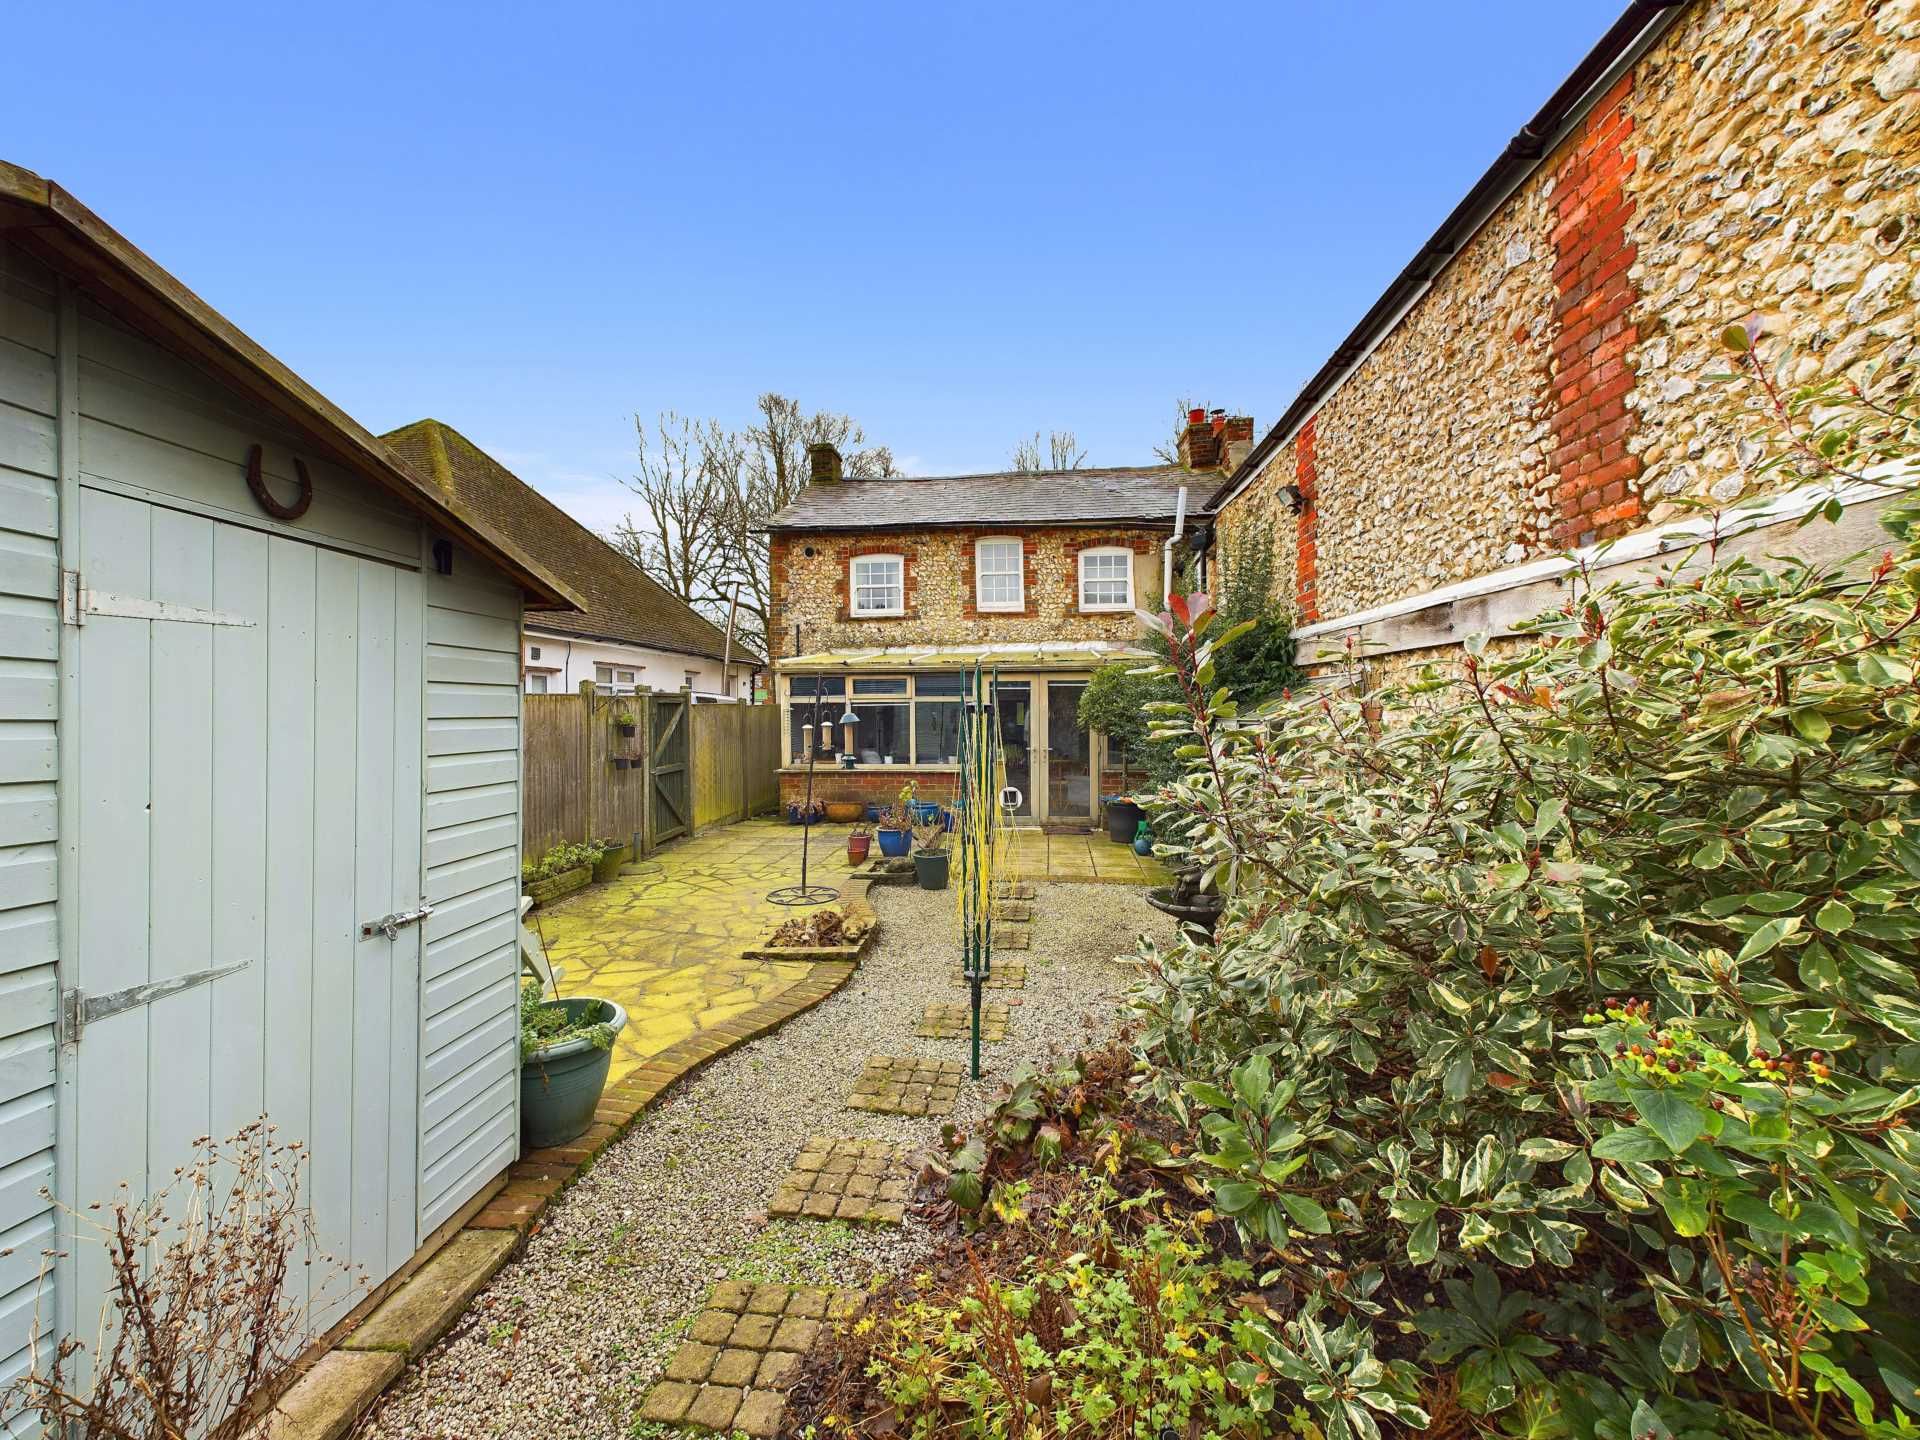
244, 444, 314, 522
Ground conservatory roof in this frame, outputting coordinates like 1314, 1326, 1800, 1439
778, 641, 1150, 672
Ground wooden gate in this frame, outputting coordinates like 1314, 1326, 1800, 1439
650, 693, 691, 845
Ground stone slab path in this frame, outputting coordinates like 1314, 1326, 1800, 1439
767, 1137, 911, 1224
917, 1001, 1009, 1041
847, 1054, 965, 1115
639, 1283, 862, 1436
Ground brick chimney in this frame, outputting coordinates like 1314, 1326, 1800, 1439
1177, 405, 1254, 472
1177, 407, 1218, 470
807, 442, 843, 484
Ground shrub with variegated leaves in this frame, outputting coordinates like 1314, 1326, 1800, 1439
1131, 347, 1920, 1437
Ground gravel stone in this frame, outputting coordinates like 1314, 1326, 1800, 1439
362, 881, 1173, 1439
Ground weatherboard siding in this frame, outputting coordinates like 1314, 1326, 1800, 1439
420, 557, 524, 1234
0, 240, 59, 1431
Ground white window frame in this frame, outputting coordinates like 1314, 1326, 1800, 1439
526, 672, 549, 694
849, 553, 905, 617
594, 663, 639, 694
974, 537, 1024, 612
1077, 547, 1134, 612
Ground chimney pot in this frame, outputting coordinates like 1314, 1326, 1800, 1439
1187, 406, 1206, 426
807, 442, 844, 484
1176, 403, 1255, 473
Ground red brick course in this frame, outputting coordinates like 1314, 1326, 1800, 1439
1293, 419, 1320, 623
1546, 71, 1643, 547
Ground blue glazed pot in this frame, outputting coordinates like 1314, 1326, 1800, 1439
521, 997, 629, 1149
877, 826, 911, 858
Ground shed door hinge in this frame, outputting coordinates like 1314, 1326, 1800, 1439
60, 570, 256, 628
61, 959, 253, 1043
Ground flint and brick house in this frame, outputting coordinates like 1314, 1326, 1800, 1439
763, 0, 1918, 818
1207, 0, 1920, 686
762, 415, 1251, 825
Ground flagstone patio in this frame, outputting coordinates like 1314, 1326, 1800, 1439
530, 817, 1165, 1087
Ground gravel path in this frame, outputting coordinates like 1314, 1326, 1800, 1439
364, 881, 1175, 1440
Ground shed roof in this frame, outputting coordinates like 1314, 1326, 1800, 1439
763, 464, 1201, 532
0, 160, 583, 611
384, 419, 763, 667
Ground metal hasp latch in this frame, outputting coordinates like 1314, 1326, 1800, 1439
62, 959, 253, 1043
361, 902, 434, 941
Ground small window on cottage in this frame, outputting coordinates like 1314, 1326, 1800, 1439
594, 663, 638, 693
974, 538, 1023, 611
850, 554, 904, 616
526, 672, 548, 694
1078, 548, 1134, 611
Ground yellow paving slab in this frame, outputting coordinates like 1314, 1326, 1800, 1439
530, 817, 1166, 1086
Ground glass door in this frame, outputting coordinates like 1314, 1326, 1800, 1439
991, 679, 1033, 819
1045, 679, 1093, 825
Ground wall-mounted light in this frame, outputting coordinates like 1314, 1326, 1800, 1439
1281, 483, 1308, 516
431, 537, 455, 574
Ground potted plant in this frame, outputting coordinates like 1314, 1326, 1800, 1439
824, 799, 866, 823
1104, 793, 1146, 845
612, 755, 632, 771
614, 710, 637, 738
787, 799, 825, 825
875, 804, 911, 858
518, 981, 628, 1148
847, 821, 873, 866
911, 819, 949, 890
593, 839, 629, 883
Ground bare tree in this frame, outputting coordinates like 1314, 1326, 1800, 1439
1152, 396, 1198, 465
609, 411, 739, 618
1010, 430, 1088, 473
611, 393, 897, 661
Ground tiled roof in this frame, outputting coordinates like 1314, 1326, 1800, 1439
763, 464, 1205, 532
382, 420, 763, 667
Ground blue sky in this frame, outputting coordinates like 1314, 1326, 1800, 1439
5, 1, 1623, 535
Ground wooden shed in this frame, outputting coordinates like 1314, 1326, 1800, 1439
0, 160, 583, 1417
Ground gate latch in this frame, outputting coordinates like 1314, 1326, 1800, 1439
361, 902, 434, 941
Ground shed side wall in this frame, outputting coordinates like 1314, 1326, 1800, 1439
0, 239, 59, 1430
420, 555, 524, 1233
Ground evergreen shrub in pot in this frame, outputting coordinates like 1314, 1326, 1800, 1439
518, 982, 627, 1148
911, 819, 948, 890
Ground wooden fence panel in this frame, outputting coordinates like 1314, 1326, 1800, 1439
689, 703, 780, 831
523, 691, 778, 858
522, 694, 587, 856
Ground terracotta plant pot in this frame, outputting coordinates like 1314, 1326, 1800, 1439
824, 800, 866, 823
847, 834, 872, 864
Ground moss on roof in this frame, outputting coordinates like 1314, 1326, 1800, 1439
383, 419, 762, 667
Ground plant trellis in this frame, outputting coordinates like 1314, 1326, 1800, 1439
953, 666, 1013, 1078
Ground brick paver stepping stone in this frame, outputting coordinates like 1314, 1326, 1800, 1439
950, 959, 1028, 988
916, 1002, 1008, 1041
994, 882, 1035, 900
994, 927, 1031, 951
848, 1054, 965, 1115
994, 900, 1034, 922
769, 1136, 911, 1223
640, 1282, 862, 1436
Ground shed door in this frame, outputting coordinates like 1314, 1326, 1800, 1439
62, 488, 425, 1334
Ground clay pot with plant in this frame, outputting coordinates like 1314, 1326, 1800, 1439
847, 822, 874, 865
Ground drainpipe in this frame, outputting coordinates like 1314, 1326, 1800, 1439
1162, 486, 1188, 606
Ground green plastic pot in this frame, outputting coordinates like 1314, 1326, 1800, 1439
520, 997, 628, 1149
914, 849, 950, 891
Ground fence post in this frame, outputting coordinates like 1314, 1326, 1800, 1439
636, 686, 655, 857
579, 679, 597, 844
